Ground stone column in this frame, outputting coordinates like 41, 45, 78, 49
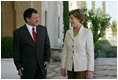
1, 1, 15, 36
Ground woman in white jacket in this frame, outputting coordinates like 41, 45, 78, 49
61, 9, 94, 79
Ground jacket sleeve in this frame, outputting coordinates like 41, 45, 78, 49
86, 30, 94, 71
61, 31, 68, 69
13, 30, 22, 70
44, 27, 51, 62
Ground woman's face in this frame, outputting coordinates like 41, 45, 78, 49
69, 14, 80, 28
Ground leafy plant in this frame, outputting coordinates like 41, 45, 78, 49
88, 9, 111, 43
1, 36, 13, 58
111, 19, 117, 36
63, 1, 69, 41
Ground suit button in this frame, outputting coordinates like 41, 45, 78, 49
72, 45, 74, 47
71, 57, 73, 60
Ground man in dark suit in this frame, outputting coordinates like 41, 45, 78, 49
13, 8, 51, 79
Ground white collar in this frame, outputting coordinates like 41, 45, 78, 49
69, 25, 84, 39
26, 23, 36, 33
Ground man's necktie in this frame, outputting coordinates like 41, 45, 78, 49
32, 27, 37, 44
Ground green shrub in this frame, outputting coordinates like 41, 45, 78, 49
94, 40, 117, 58
95, 40, 111, 48
1, 36, 13, 58
106, 46, 117, 58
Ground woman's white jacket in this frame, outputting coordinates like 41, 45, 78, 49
61, 26, 94, 71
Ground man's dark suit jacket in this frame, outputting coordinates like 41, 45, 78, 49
13, 24, 51, 78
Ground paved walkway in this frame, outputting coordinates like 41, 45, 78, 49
1, 58, 117, 79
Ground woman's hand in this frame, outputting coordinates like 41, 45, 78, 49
86, 70, 93, 79
61, 68, 66, 77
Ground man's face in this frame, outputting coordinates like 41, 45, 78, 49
27, 13, 39, 27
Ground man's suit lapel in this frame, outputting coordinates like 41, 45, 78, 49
36, 25, 44, 45
22, 25, 35, 45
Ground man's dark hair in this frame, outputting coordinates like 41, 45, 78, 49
23, 8, 38, 22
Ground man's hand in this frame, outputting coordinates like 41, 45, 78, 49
44, 61, 49, 70
61, 68, 66, 77
18, 68, 24, 76
86, 70, 93, 79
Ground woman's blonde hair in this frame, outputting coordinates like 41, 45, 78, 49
69, 8, 85, 24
